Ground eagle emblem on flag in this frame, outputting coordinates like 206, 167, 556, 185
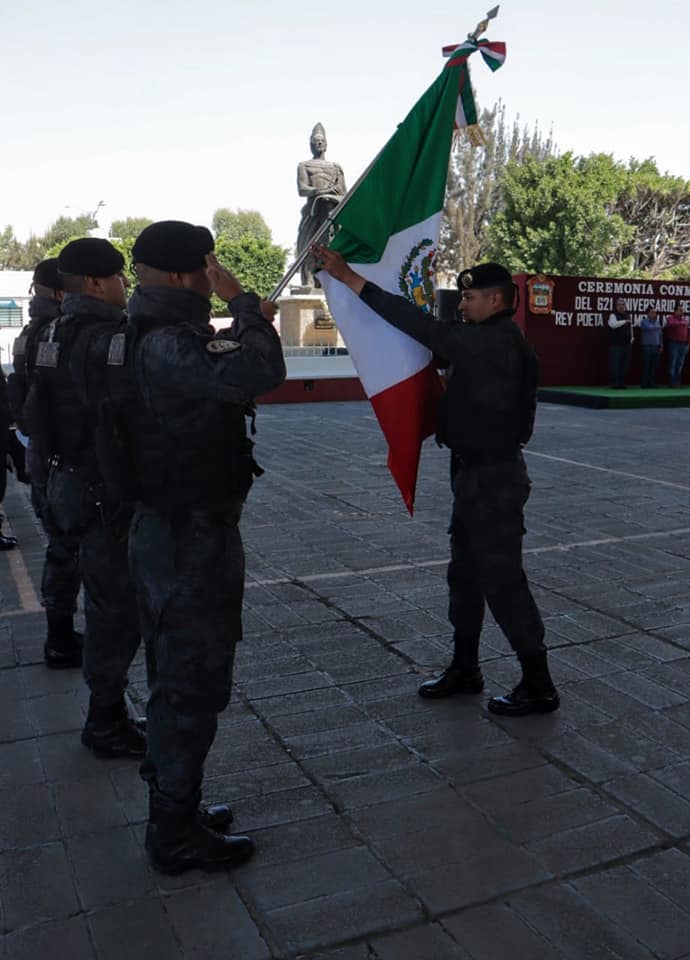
398, 238, 436, 313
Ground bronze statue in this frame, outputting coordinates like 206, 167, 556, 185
296, 123, 346, 288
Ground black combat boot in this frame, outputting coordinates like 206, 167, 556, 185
198, 802, 234, 831
418, 634, 484, 699
0, 529, 17, 551
146, 794, 253, 875
81, 698, 147, 758
44, 613, 83, 670
488, 650, 559, 717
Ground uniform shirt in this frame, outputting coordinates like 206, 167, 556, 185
124, 286, 286, 511
129, 287, 286, 415
637, 316, 663, 347
8, 297, 61, 426
30, 295, 124, 473
359, 282, 535, 456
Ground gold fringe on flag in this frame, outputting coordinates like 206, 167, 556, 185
465, 124, 486, 146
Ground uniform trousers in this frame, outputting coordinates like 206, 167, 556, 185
130, 503, 244, 817
447, 453, 544, 661
46, 467, 140, 706
28, 447, 81, 620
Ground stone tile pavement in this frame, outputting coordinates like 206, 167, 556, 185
1, 400, 690, 958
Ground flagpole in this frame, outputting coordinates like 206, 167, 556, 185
267, 3, 501, 302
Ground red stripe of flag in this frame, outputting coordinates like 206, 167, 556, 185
369, 363, 443, 515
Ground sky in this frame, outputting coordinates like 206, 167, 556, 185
2, 0, 688, 255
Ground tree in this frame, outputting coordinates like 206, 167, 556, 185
212, 235, 287, 316
41, 213, 98, 250
109, 217, 153, 242
606, 159, 690, 276
485, 152, 633, 275
212, 208, 272, 244
0, 226, 28, 270
438, 102, 555, 281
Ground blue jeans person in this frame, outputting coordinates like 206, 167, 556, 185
667, 341, 689, 386
609, 343, 631, 388
640, 345, 661, 388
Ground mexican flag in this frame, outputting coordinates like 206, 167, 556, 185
320, 39, 505, 514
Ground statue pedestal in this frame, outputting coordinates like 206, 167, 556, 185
277, 291, 344, 349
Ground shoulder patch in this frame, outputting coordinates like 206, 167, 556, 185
107, 333, 127, 366
206, 339, 241, 354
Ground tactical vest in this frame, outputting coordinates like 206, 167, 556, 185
94, 319, 261, 514
7, 319, 52, 432
437, 321, 538, 456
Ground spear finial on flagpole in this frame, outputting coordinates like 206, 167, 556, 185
469, 5, 499, 41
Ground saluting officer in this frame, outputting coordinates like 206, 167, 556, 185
315, 247, 559, 717
119, 221, 286, 874
8, 258, 82, 668
24, 239, 145, 756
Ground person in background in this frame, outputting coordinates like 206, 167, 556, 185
26, 240, 145, 756
0, 370, 19, 551
607, 297, 633, 389
665, 301, 689, 387
637, 307, 663, 389
8, 259, 82, 667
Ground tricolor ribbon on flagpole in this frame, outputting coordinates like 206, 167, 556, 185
441, 38, 507, 143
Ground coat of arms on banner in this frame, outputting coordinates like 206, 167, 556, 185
398, 239, 437, 313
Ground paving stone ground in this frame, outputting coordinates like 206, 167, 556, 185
1, 400, 690, 959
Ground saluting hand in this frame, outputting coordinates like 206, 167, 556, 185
205, 253, 244, 302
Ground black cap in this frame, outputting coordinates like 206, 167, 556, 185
33, 258, 62, 291
132, 220, 214, 273
57, 238, 125, 278
457, 262, 513, 291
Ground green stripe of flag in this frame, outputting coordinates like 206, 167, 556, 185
330, 60, 463, 264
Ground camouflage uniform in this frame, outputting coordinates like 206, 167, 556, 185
28, 295, 140, 707
122, 285, 285, 819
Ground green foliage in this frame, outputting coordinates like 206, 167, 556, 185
0, 226, 28, 270
483, 148, 690, 278
109, 217, 153, 242
212, 208, 272, 243
211, 235, 287, 316
42, 214, 98, 250
486, 153, 633, 275
439, 101, 556, 278
607, 158, 690, 276
43, 236, 83, 259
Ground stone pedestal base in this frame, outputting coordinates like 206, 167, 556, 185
277, 292, 344, 349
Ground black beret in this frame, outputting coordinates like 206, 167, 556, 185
132, 220, 214, 273
58, 239, 125, 278
33, 258, 62, 290
457, 262, 513, 291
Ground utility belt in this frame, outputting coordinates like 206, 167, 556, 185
46, 456, 127, 534
135, 498, 244, 528
48, 454, 80, 472
452, 448, 520, 468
